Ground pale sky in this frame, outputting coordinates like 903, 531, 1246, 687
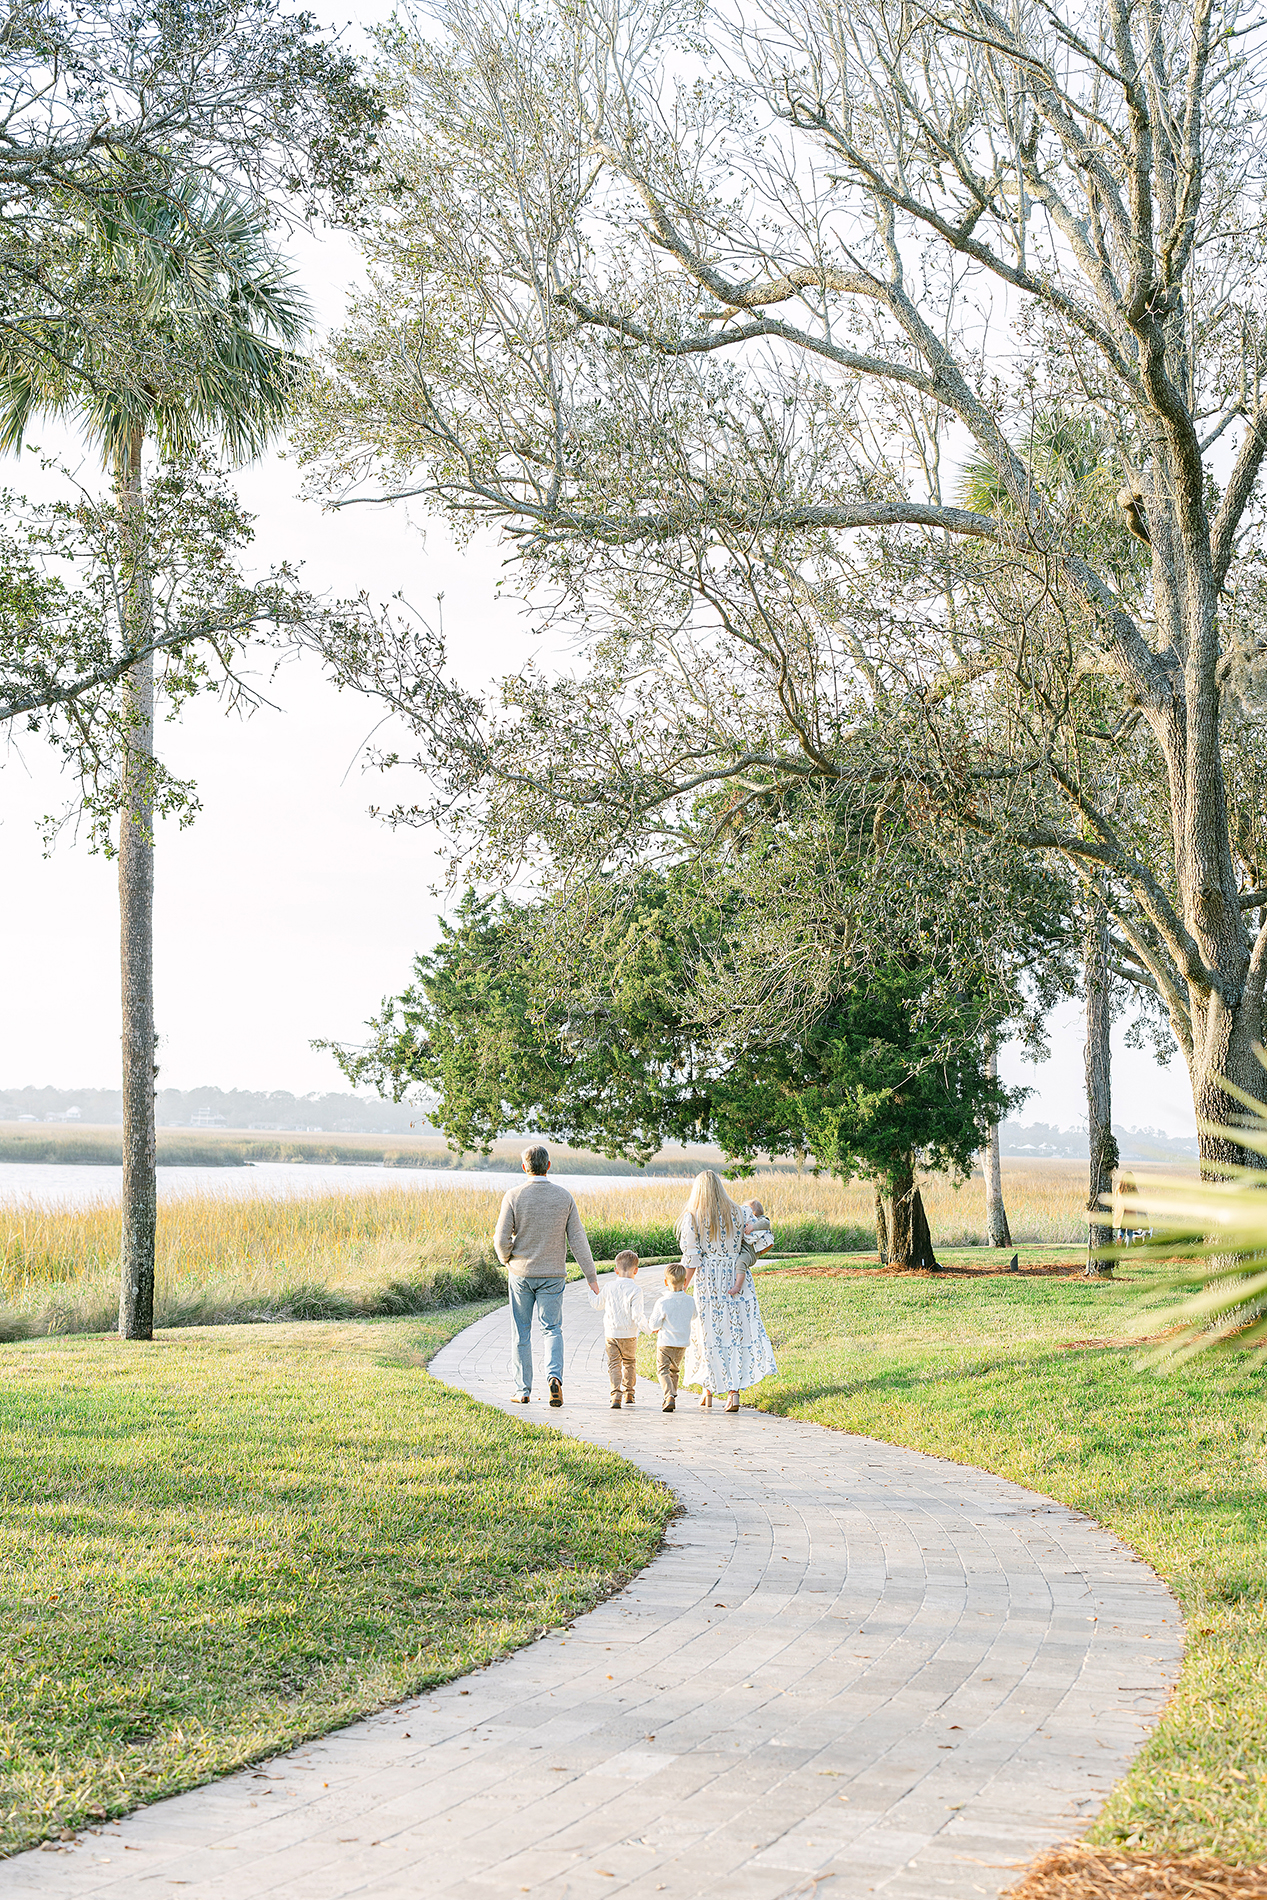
0, 18, 1198, 1137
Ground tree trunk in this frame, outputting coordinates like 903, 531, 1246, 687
116, 424, 157, 1341
1153, 624, 1267, 1173
1189, 996, 1267, 1177
909, 1188, 938, 1269
983, 1046, 1011, 1248
887, 1150, 916, 1267
1084, 900, 1118, 1276
874, 1187, 889, 1263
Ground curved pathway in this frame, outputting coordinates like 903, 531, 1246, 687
5, 1272, 1182, 1899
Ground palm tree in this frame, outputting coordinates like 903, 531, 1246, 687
0, 181, 309, 1338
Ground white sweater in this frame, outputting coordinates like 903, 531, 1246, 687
589, 1275, 647, 1339
648, 1290, 696, 1349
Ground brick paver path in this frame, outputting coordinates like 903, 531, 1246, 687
6, 1272, 1182, 1899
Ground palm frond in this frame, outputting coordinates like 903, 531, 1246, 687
0, 170, 311, 468
958, 452, 1009, 515
1112, 1096, 1267, 1365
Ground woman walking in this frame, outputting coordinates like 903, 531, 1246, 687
679, 1170, 777, 1412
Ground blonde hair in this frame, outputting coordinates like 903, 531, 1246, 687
667, 1264, 688, 1288
676, 1169, 742, 1249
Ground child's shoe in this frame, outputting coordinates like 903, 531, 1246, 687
610, 1393, 622, 1408
624, 1389, 635, 1404
662, 1395, 675, 1412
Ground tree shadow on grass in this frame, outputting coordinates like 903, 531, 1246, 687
752, 1364, 929, 1413
753, 1350, 1027, 1413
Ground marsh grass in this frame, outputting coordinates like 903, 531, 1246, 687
0, 1194, 510, 1338
738, 1259, 1267, 1862
0, 1310, 672, 1855
0, 1163, 1100, 1340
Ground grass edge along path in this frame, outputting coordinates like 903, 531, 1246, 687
0, 1303, 674, 1858
735, 1259, 1267, 1883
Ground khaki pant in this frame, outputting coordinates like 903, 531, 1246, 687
657, 1342, 687, 1400
607, 1336, 637, 1398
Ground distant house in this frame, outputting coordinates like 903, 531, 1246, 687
190, 1110, 228, 1129
44, 1107, 82, 1123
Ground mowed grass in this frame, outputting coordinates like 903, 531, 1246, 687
0, 1163, 1101, 1341
0, 1306, 673, 1856
737, 1259, 1267, 1862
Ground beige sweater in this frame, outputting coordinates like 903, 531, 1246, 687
493, 1176, 597, 1281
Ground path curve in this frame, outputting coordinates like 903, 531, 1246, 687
5, 1273, 1182, 1900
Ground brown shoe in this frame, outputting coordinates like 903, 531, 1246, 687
548, 1377, 564, 1408
624, 1390, 635, 1404
662, 1396, 675, 1412
610, 1394, 622, 1408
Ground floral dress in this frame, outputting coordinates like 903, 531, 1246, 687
681, 1213, 778, 1394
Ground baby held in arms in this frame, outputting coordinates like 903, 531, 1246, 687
730, 1198, 775, 1294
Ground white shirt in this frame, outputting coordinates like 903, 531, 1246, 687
648, 1290, 696, 1348
589, 1275, 647, 1339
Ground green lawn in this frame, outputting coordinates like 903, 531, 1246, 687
735, 1257, 1267, 1862
12, 1257, 1265, 1867
0, 1306, 672, 1856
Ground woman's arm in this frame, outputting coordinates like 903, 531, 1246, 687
680, 1214, 701, 1286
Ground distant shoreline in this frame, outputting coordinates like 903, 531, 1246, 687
0, 1124, 743, 1177
4, 1157, 707, 1176
0, 1121, 1199, 1173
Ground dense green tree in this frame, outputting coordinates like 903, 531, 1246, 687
320, 883, 716, 1164
707, 965, 1015, 1264
324, 875, 1020, 1266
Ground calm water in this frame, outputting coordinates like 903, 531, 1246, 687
0, 1161, 678, 1213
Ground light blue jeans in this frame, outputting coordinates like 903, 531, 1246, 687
508, 1274, 566, 1396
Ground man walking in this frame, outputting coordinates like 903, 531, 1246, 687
494, 1144, 599, 1406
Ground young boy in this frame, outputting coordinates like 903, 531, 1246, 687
647, 1264, 696, 1412
589, 1249, 647, 1408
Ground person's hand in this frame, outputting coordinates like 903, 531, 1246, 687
728, 1279, 744, 1297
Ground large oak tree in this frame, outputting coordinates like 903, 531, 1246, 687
302, 0, 1267, 1166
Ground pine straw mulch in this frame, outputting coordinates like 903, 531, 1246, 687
1008, 1845, 1267, 1899
779, 1259, 1091, 1280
